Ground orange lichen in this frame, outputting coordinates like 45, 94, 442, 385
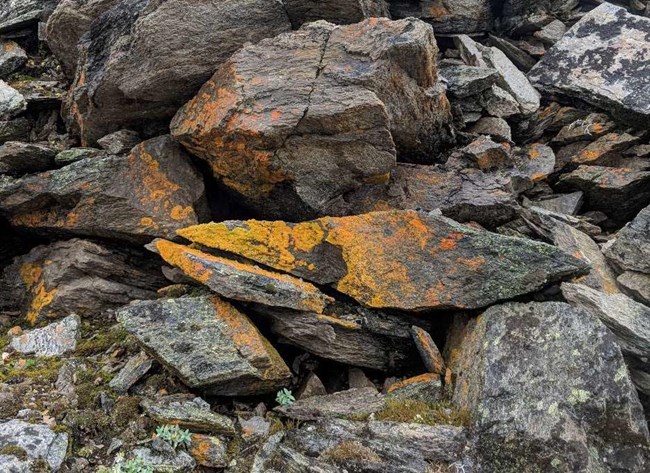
387, 373, 440, 393
19, 263, 58, 324
413, 327, 445, 374
189, 434, 220, 465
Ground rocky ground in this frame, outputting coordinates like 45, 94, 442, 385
0, 0, 649, 472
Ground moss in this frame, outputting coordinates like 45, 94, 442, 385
112, 396, 142, 429
267, 416, 285, 436
321, 440, 382, 465
75, 326, 129, 356
0, 445, 28, 460
0, 334, 9, 351
374, 399, 470, 427
0, 357, 63, 384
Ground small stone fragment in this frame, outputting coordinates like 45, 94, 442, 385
239, 416, 270, 441
481, 84, 520, 118
96, 129, 140, 155
604, 204, 650, 274
0, 141, 55, 176
109, 352, 153, 394
411, 326, 446, 374
525, 192, 583, 215
141, 395, 235, 435
440, 64, 499, 98
469, 117, 512, 142
54, 147, 100, 166
9, 314, 79, 356
618, 272, 650, 306
386, 373, 443, 402
284, 0, 389, 27
534, 19, 567, 45
276, 387, 386, 421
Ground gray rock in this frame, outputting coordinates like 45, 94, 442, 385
529, 4, 650, 127
440, 64, 499, 98
0, 141, 55, 176
411, 326, 445, 375
109, 351, 153, 394
297, 372, 327, 400
480, 84, 520, 117
524, 191, 583, 215
389, 0, 493, 34
348, 368, 375, 390
0, 420, 68, 471
284, 0, 389, 28
54, 147, 101, 166
534, 19, 567, 45
0, 81, 26, 118
551, 113, 616, 146
0, 0, 58, 33
276, 388, 386, 421
0, 455, 31, 473
129, 447, 195, 473
117, 295, 291, 396
386, 373, 443, 402
0, 118, 31, 143
239, 416, 270, 441
10, 314, 80, 356
469, 116, 512, 142
141, 395, 235, 435
0, 40, 27, 78
450, 301, 649, 472
604, 204, 650, 274
618, 272, 650, 306
96, 129, 140, 155
487, 34, 537, 72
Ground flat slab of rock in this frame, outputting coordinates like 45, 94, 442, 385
529, 4, 650, 127
0, 135, 208, 242
411, 326, 445, 374
116, 295, 291, 396
141, 395, 235, 435
0, 141, 55, 176
9, 314, 80, 356
618, 271, 650, 306
285, 0, 389, 27
109, 351, 153, 394
179, 210, 587, 311
275, 387, 386, 421
0, 420, 68, 471
604, 204, 650, 274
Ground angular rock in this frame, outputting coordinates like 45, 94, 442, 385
487, 34, 537, 72
386, 373, 442, 402
9, 314, 80, 356
450, 301, 649, 472
189, 434, 227, 469
534, 19, 567, 45
284, 0, 389, 27
0, 118, 31, 143
1, 238, 164, 324
129, 447, 195, 473
440, 64, 499, 98
116, 295, 291, 396
276, 388, 386, 421
525, 191, 583, 215
551, 113, 616, 146
469, 116, 512, 142
0, 40, 27, 78
0, 420, 68, 471
618, 272, 650, 306
109, 351, 153, 394
389, 0, 493, 34
0, 81, 25, 118
448, 136, 511, 171
150, 239, 334, 313
66, 0, 291, 144
604, 204, 650, 274
11, 79, 65, 108
53, 147, 100, 166
410, 326, 445, 374
529, 4, 650, 127
481, 84, 520, 117
0, 135, 208, 242
172, 18, 451, 219
568, 132, 640, 169
0, 455, 31, 473
179, 210, 587, 311
141, 395, 235, 435
0, 0, 58, 33
348, 368, 375, 390
0, 141, 55, 176
297, 371, 327, 400
512, 143, 555, 182
96, 129, 140, 155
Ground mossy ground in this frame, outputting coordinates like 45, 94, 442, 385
374, 399, 470, 427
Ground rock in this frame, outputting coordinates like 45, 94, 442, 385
0, 40, 27, 78
297, 371, 327, 400
116, 295, 291, 396
348, 368, 375, 390
487, 34, 537, 72
386, 373, 443, 402
534, 19, 566, 45
150, 239, 334, 313
0, 420, 68, 471
440, 64, 499, 98
567, 132, 640, 169
0, 118, 31, 143
511, 143, 555, 183
0, 141, 55, 176
66, 0, 291, 145
618, 272, 650, 306
0, 135, 208, 243
449, 301, 649, 472
389, 0, 493, 34
108, 351, 153, 394
410, 326, 445, 374
450, 136, 512, 171
0, 455, 31, 472
276, 387, 386, 421
54, 147, 100, 166
0, 0, 58, 33
284, 0, 389, 27
525, 191, 583, 216
239, 416, 270, 441
172, 18, 451, 220
556, 165, 650, 224
604, 204, 650, 274
179, 210, 587, 311
469, 117, 512, 142
480, 84, 520, 117
9, 314, 80, 356
0, 81, 26, 118
129, 447, 195, 473
1, 238, 164, 324
529, 4, 650, 127
551, 113, 616, 146
11, 79, 65, 108
189, 434, 227, 469
141, 395, 235, 435
96, 129, 140, 155
499, 1, 577, 32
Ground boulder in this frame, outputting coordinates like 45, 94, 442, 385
524, 191, 583, 215
66, 0, 291, 144
0, 0, 58, 33
0, 142, 55, 176
9, 314, 80, 356
284, 0, 389, 27
0, 40, 27, 78
604, 204, 650, 274
389, 0, 493, 34
512, 143, 555, 182
529, 4, 650, 127
178, 210, 587, 311
0, 135, 208, 242
0, 420, 68, 471
116, 295, 291, 396
449, 301, 649, 472
386, 373, 443, 402
171, 18, 451, 219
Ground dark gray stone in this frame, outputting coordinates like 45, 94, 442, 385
284, 0, 389, 28
0, 40, 27, 78
0, 0, 58, 33
440, 64, 499, 98
604, 204, 650, 274
0, 141, 55, 176
390, 0, 493, 34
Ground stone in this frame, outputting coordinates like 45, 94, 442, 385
9, 314, 80, 356
469, 116, 512, 142
0, 238, 164, 324
450, 136, 511, 171
348, 368, 375, 390
0, 81, 26, 118
108, 351, 153, 394
54, 147, 101, 166
66, 0, 291, 145
149, 239, 334, 313
141, 395, 235, 435
239, 416, 270, 441
450, 301, 649, 472
604, 204, 650, 274
117, 295, 291, 396
525, 191, 583, 215
0, 40, 27, 78
618, 272, 650, 306
189, 434, 227, 469
172, 18, 451, 220
0, 420, 68, 471
284, 0, 389, 27
276, 387, 386, 421
534, 19, 567, 45
499, 1, 578, 32
389, 0, 493, 34
10, 79, 65, 108
297, 371, 327, 400
567, 132, 640, 169
386, 373, 443, 402
512, 143, 555, 183
0, 0, 58, 33
440, 64, 499, 98
480, 84, 520, 117
0, 135, 208, 243
551, 113, 616, 146
96, 129, 140, 155
487, 34, 537, 72
0, 455, 31, 472
410, 326, 445, 374
529, 4, 650, 127
0, 118, 31, 143
129, 447, 195, 473
0, 142, 55, 176
179, 210, 587, 311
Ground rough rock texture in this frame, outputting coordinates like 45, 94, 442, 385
172, 18, 451, 220
189, 434, 227, 468
0, 135, 208, 242
0, 81, 26, 118
449, 301, 650, 472
141, 395, 235, 435
1, 238, 164, 324
179, 210, 587, 311
440, 64, 499, 98
285, 0, 389, 28
605, 204, 650, 274
0, 420, 68, 471
411, 326, 445, 374
66, 0, 291, 144
0, 40, 27, 78
276, 388, 386, 421
529, 4, 650, 127
0, 142, 55, 176
130, 447, 195, 473
116, 295, 291, 396
108, 351, 152, 394
390, 0, 493, 34
9, 314, 80, 356
618, 271, 650, 306
0, 0, 58, 33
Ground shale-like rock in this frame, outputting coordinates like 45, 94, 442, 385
604, 204, 650, 274
0, 420, 68, 471
172, 18, 451, 219
390, 0, 493, 34
0, 141, 55, 176
0, 238, 164, 324
109, 351, 152, 394
449, 301, 650, 472
529, 4, 650, 127
66, 0, 291, 144
0, 0, 58, 33
618, 271, 650, 306
440, 64, 499, 98
141, 395, 235, 435
9, 314, 80, 356
0, 135, 208, 242
0, 40, 27, 78
284, 0, 389, 28
116, 295, 291, 396
276, 387, 386, 421
0, 80, 26, 118
179, 210, 587, 311
410, 326, 445, 375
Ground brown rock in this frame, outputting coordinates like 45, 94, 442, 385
410, 326, 446, 375
189, 434, 227, 469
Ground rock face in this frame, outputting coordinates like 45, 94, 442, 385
285, 0, 389, 28
172, 18, 451, 219
0, 135, 208, 242
66, 0, 291, 145
0, 0, 58, 33
605, 204, 650, 274
116, 295, 291, 396
390, 0, 493, 34
0, 420, 69, 471
178, 210, 587, 311
529, 4, 650, 127
9, 314, 80, 356
449, 302, 650, 472
0, 142, 55, 176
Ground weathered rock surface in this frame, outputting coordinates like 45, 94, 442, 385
390, 0, 493, 34
141, 395, 235, 435
529, 4, 650, 127
0, 81, 26, 118
411, 326, 445, 374
189, 434, 227, 469
0, 141, 55, 176
108, 351, 153, 394
386, 373, 443, 402
66, 0, 291, 144
276, 387, 386, 421
440, 64, 499, 98
116, 295, 291, 396
0, 0, 58, 33
179, 210, 587, 311
0, 135, 208, 242
449, 301, 650, 472
9, 314, 80, 356
172, 18, 451, 219
604, 204, 650, 274
0, 40, 27, 78
285, 0, 389, 28
0, 420, 68, 471
618, 271, 650, 306
129, 447, 195, 473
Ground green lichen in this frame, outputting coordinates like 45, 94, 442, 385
0, 445, 28, 460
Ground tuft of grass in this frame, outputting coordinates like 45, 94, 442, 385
374, 399, 470, 427
0, 357, 63, 384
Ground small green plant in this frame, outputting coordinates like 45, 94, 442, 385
98, 452, 154, 473
276, 388, 296, 407
155, 424, 192, 450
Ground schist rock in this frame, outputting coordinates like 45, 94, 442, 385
604, 204, 650, 274
389, 0, 493, 34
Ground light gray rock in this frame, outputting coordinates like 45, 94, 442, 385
129, 447, 195, 473
524, 191, 583, 215
469, 116, 512, 142
0, 0, 58, 33
10, 314, 80, 356
96, 129, 140, 155
275, 388, 387, 421
0, 420, 68, 471
109, 351, 153, 394
0, 141, 55, 176
487, 34, 537, 72
440, 64, 499, 98
0, 40, 27, 78
480, 84, 520, 117
604, 204, 650, 274
141, 395, 235, 435
534, 19, 567, 45
618, 271, 650, 306
54, 147, 101, 166
0, 81, 26, 118
0, 454, 31, 473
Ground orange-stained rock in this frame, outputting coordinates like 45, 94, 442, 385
189, 434, 227, 468
410, 326, 446, 375
178, 210, 588, 311
386, 373, 443, 402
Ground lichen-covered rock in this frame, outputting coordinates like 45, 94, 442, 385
390, 0, 493, 34
529, 4, 650, 127
189, 434, 227, 469
66, 0, 291, 144
410, 326, 445, 374
108, 351, 153, 394
0, 420, 68, 471
0, 142, 55, 176
171, 18, 451, 219
0, 0, 58, 33
129, 447, 195, 473
449, 301, 649, 472
276, 387, 386, 421
141, 395, 235, 435
179, 210, 587, 311
116, 295, 291, 396
9, 314, 80, 356
0, 40, 27, 78
604, 204, 650, 274
284, 0, 389, 27
0, 135, 208, 242
386, 373, 443, 402
0, 81, 26, 118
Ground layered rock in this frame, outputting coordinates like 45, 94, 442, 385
604, 204, 650, 274
0, 0, 58, 33
389, 0, 493, 34
171, 18, 451, 219
285, 0, 389, 27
